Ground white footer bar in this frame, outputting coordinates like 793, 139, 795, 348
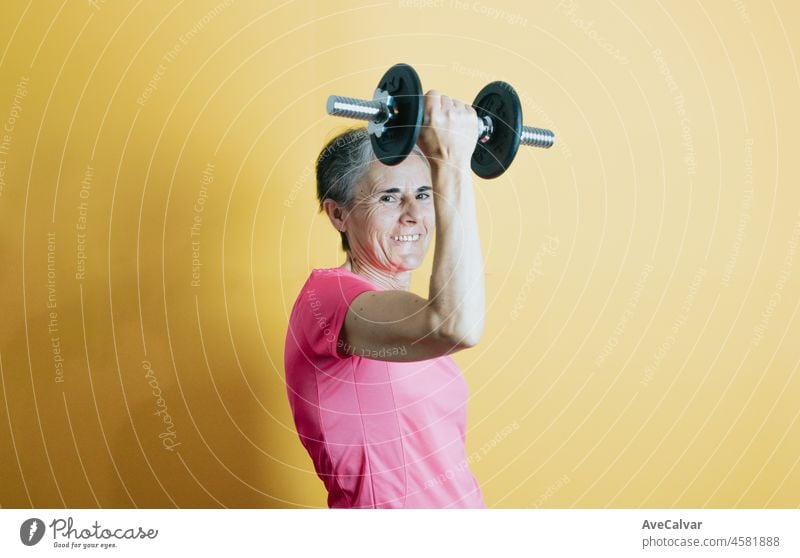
2, 509, 797, 557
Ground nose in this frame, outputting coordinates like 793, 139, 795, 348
400, 197, 421, 224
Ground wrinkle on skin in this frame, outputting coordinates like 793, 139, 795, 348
332, 153, 434, 291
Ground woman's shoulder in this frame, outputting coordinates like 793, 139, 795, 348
289, 268, 380, 327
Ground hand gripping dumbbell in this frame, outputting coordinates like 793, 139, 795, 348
325, 63, 555, 179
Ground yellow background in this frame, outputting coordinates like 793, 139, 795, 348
1, 0, 798, 508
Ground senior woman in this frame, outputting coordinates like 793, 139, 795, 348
284, 90, 485, 508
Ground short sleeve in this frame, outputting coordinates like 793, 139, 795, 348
298, 270, 380, 360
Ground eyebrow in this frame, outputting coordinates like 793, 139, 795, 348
375, 185, 432, 195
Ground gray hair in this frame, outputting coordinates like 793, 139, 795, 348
316, 128, 373, 251
316, 128, 429, 252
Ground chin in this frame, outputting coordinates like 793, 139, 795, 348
393, 254, 425, 271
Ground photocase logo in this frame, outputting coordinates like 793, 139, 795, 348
20, 518, 45, 546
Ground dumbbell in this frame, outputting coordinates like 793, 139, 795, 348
325, 63, 555, 179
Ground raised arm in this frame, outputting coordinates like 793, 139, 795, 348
339, 90, 485, 363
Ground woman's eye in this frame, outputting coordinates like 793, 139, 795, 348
416, 192, 430, 200
380, 195, 395, 203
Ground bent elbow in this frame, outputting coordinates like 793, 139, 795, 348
427, 309, 483, 352
456, 329, 482, 349
441, 323, 483, 351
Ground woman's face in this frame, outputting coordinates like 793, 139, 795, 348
343, 153, 434, 273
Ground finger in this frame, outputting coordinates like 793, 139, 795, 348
425, 89, 443, 104
428, 89, 451, 108
454, 98, 473, 113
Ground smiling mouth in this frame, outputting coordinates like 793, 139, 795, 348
390, 234, 421, 242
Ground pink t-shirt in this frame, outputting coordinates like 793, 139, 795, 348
284, 267, 485, 508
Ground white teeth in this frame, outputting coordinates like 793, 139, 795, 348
392, 234, 420, 242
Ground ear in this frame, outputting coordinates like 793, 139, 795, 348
322, 199, 347, 234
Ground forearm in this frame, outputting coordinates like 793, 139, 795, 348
427, 163, 485, 346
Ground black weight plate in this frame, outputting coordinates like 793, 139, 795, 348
371, 63, 424, 166
471, 81, 522, 179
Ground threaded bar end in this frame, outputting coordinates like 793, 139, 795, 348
326, 95, 388, 123
520, 126, 555, 148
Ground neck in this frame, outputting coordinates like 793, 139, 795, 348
341, 254, 411, 291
